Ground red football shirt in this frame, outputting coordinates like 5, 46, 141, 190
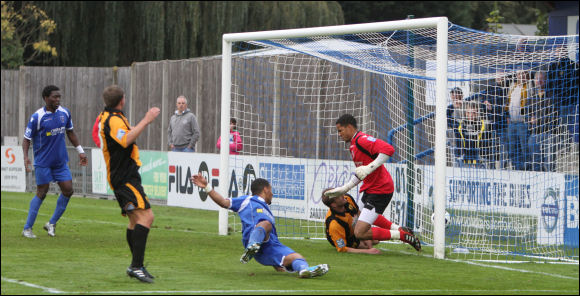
349, 131, 395, 194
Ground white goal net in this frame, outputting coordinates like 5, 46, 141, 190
220, 18, 579, 262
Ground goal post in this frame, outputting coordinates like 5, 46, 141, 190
220, 17, 450, 259
219, 17, 579, 262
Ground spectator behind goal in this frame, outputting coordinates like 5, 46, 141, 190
217, 118, 243, 155
168, 95, 200, 152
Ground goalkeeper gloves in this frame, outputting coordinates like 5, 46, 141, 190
354, 153, 389, 180
324, 174, 362, 198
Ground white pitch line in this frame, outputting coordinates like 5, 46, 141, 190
379, 247, 578, 281
1, 277, 64, 294
0, 279, 576, 296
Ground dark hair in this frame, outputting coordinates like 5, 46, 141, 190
335, 114, 357, 129
42, 85, 60, 99
251, 178, 270, 196
450, 87, 463, 95
321, 188, 334, 207
231, 118, 237, 125
321, 189, 353, 208
103, 85, 125, 108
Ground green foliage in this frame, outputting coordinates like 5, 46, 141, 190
339, 1, 477, 28
16, 1, 557, 67
1, 192, 579, 294
32, 1, 344, 67
535, 8, 549, 36
338, 1, 553, 34
486, 7, 504, 33
1, 1, 57, 69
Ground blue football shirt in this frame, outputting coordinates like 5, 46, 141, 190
24, 106, 73, 167
229, 195, 277, 247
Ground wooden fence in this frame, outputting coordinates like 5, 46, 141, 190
1, 56, 223, 153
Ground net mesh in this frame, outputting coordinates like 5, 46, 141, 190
226, 22, 579, 261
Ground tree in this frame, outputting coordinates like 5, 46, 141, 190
33, 1, 344, 67
485, 4, 504, 33
1, 1, 57, 69
534, 8, 549, 36
338, 1, 553, 34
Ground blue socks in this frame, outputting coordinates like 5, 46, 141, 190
248, 226, 266, 246
291, 258, 309, 273
49, 194, 70, 225
24, 196, 44, 230
24, 194, 71, 229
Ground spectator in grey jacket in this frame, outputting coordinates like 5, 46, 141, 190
168, 96, 200, 152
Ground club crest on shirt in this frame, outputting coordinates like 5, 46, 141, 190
116, 129, 126, 140
60, 115, 65, 123
337, 238, 345, 248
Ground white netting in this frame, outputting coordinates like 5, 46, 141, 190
225, 22, 579, 262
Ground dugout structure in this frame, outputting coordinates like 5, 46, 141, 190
219, 17, 579, 262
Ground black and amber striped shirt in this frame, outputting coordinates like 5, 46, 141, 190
99, 107, 141, 190
325, 194, 360, 252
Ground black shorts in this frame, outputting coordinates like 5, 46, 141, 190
361, 192, 393, 215
113, 176, 151, 216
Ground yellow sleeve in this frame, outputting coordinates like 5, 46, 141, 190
108, 116, 130, 148
328, 220, 348, 253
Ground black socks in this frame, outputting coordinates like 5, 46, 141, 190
130, 224, 150, 268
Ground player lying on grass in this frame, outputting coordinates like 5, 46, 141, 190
321, 190, 415, 254
191, 173, 329, 278
324, 114, 421, 251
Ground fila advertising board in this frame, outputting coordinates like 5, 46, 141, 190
92, 151, 578, 248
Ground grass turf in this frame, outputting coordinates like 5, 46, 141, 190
1, 192, 578, 295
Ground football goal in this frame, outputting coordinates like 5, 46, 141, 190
219, 17, 579, 262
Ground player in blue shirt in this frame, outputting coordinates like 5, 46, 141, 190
22, 85, 87, 238
191, 173, 329, 278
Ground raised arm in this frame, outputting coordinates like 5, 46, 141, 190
191, 173, 231, 208
126, 107, 160, 145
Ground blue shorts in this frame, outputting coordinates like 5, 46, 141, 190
35, 163, 72, 185
253, 234, 296, 268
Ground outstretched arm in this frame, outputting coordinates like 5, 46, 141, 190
324, 173, 362, 198
191, 173, 231, 208
345, 246, 381, 254
354, 153, 389, 180
126, 107, 160, 145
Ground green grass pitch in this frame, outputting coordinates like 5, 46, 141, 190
2, 191, 578, 295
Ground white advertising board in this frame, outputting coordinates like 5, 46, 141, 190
1, 146, 26, 192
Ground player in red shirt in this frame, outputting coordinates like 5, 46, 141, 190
92, 114, 101, 148
324, 114, 421, 251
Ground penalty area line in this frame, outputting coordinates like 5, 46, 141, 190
2, 276, 577, 294
379, 248, 578, 281
1, 277, 65, 294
